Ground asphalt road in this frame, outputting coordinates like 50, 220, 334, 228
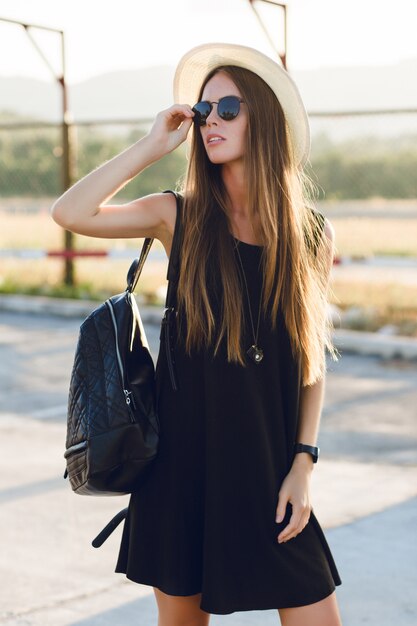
1, 311, 416, 625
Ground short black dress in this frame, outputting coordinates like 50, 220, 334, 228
115, 230, 342, 615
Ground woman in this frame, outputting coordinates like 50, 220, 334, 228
51, 43, 343, 626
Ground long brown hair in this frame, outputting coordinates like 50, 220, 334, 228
175, 65, 337, 386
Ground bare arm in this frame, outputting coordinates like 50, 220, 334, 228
292, 217, 336, 472
292, 376, 326, 472
50, 104, 195, 240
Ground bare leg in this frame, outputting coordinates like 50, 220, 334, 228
153, 587, 211, 626
278, 590, 343, 626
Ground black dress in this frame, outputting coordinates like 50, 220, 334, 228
115, 232, 342, 615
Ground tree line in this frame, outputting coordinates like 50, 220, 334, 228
0, 121, 416, 200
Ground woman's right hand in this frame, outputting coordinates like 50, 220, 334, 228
145, 104, 195, 155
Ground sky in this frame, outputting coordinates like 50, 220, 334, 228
0, 0, 416, 84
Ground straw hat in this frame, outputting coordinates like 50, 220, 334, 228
173, 42, 310, 169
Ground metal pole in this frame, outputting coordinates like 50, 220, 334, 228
248, 1, 287, 68
59, 33, 75, 286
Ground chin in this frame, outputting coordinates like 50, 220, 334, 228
206, 151, 242, 165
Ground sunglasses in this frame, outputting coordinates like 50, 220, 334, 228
192, 95, 244, 126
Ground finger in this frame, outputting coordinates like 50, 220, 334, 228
278, 507, 303, 542
170, 103, 194, 113
169, 104, 195, 120
168, 115, 193, 133
163, 107, 194, 133
165, 118, 194, 150
278, 511, 310, 543
176, 116, 194, 141
292, 515, 310, 540
278, 522, 298, 542
279, 520, 305, 542
275, 494, 288, 524
171, 111, 195, 125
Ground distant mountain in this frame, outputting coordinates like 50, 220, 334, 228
0, 58, 416, 124
293, 57, 417, 113
0, 66, 175, 123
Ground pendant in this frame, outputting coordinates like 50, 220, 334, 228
247, 344, 264, 363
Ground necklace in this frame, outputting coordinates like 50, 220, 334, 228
234, 241, 264, 364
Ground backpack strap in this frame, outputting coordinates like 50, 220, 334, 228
92, 507, 128, 548
127, 239, 153, 293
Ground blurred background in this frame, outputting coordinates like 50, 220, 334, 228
0, 0, 416, 335
0, 1, 416, 625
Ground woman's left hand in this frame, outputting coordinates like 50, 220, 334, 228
275, 461, 313, 543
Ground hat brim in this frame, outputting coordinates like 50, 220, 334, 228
173, 42, 310, 169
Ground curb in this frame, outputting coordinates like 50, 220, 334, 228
1, 294, 417, 361
333, 328, 417, 361
0, 293, 165, 325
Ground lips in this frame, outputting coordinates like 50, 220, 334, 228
206, 133, 226, 145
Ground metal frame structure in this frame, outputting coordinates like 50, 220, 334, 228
0, 16, 75, 284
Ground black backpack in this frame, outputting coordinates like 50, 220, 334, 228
64, 189, 182, 496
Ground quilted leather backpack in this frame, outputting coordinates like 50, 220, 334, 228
64, 189, 182, 496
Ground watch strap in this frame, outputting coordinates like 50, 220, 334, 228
293, 442, 320, 463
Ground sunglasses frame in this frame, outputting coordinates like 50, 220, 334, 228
192, 95, 244, 126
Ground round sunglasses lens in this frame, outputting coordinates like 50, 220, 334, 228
218, 96, 240, 121
192, 102, 211, 125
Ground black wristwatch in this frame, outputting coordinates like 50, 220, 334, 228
293, 443, 320, 463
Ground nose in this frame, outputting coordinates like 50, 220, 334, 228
206, 102, 220, 125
